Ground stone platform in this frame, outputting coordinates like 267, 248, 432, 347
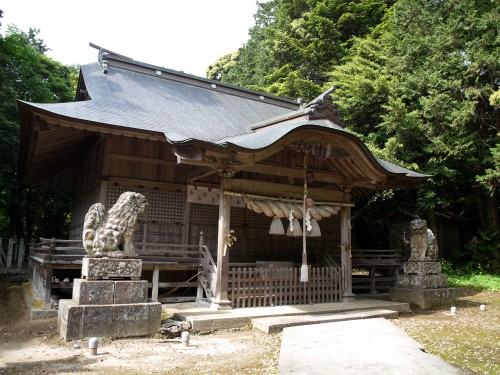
390, 261, 456, 309
58, 258, 161, 341
390, 287, 456, 310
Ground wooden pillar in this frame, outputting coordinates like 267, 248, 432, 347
152, 265, 159, 302
43, 265, 54, 308
340, 205, 356, 302
197, 232, 205, 302
212, 179, 232, 309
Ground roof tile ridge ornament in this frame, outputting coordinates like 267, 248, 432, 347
98, 48, 109, 74
305, 86, 344, 127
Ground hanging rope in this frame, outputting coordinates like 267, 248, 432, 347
301, 154, 309, 282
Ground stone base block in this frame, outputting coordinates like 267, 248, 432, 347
390, 287, 457, 310
396, 274, 448, 289
82, 258, 142, 279
58, 299, 162, 341
403, 261, 442, 275
72, 279, 148, 305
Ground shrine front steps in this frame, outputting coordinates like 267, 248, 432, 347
170, 300, 409, 334
252, 309, 398, 334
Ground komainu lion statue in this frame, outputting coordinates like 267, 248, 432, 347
409, 218, 438, 261
82, 192, 148, 258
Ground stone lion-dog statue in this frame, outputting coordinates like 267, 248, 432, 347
409, 218, 438, 261
83, 192, 148, 258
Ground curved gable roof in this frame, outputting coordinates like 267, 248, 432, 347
17, 47, 428, 186
21, 60, 298, 143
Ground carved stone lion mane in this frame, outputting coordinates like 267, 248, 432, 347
82, 192, 148, 258
409, 218, 438, 261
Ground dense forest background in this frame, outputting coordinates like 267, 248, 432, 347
0, 1, 498, 271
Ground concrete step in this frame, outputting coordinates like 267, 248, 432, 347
252, 309, 398, 334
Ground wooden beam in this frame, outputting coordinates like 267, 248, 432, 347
237, 162, 376, 186
187, 167, 218, 183
109, 152, 177, 167
225, 178, 349, 203
107, 176, 186, 191
37, 113, 166, 141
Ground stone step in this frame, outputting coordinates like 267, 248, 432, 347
252, 309, 398, 334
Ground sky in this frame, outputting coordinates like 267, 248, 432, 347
1, 0, 263, 77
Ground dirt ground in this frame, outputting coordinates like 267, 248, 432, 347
0, 283, 498, 375
0, 283, 281, 375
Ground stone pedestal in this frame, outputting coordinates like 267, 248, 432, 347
390, 261, 456, 310
58, 258, 161, 341
82, 257, 142, 279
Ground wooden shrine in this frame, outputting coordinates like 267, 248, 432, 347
18, 45, 427, 309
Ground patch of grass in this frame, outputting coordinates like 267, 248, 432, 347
447, 274, 500, 292
442, 262, 500, 292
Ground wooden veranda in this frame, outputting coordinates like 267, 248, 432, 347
29, 234, 342, 309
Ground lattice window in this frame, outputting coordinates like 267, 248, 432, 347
107, 185, 185, 222
190, 203, 218, 224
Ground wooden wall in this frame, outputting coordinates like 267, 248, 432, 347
69, 138, 106, 239
68, 134, 342, 263
188, 203, 341, 264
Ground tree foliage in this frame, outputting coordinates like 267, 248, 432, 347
209, 0, 499, 260
0, 19, 76, 241
209, 0, 393, 100
379, 0, 499, 228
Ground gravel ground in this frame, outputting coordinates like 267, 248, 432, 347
0, 283, 498, 374
392, 289, 499, 375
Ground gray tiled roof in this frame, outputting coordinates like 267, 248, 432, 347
218, 119, 428, 178
21, 58, 428, 180
217, 119, 342, 149
24, 63, 297, 143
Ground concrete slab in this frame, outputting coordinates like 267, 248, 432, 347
252, 309, 398, 334
278, 318, 470, 375
168, 299, 410, 333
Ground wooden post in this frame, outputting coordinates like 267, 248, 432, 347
152, 265, 159, 302
197, 232, 205, 302
6, 238, 14, 268
17, 238, 25, 268
0, 238, 4, 267
340, 205, 355, 302
43, 265, 53, 308
212, 179, 232, 309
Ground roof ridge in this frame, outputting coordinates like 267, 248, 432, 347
89, 43, 300, 109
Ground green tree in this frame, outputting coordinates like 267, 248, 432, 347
207, 0, 278, 92
206, 51, 240, 81
381, 0, 499, 230
0, 23, 76, 241
210, 0, 394, 101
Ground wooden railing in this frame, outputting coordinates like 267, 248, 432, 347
198, 245, 216, 302
352, 249, 402, 266
29, 237, 203, 264
228, 265, 342, 308
29, 236, 208, 304
138, 243, 201, 265
30, 237, 85, 260
319, 249, 340, 268
351, 249, 402, 294
0, 238, 26, 268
